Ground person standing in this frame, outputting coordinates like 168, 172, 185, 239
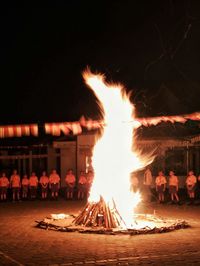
0, 172, 9, 201
65, 169, 76, 200
143, 167, 153, 202
49, 169, 60, 200
40, 171, 49, 200
21, 174, 29, 200
29, 172, 38, 199
10, 170, 21, 201
169, 171, 179, 203
77, 171, 87, 200
186, 170, 197, 203
155, 171, 167, 203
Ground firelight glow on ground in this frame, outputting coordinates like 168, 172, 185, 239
83, 70, 153, 228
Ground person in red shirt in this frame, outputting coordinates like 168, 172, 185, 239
29, 172, 38, 199
169, 171, 179, 203
40, 171, 49, 199
10, 169, 21, 201
186, 170, 197, 203
155, 171, 167, 203
78, 171, 87, 200
0, 172, 9, 201
49, 169, 60, 200
21, 174, 29, 200
65, 169, 76, 199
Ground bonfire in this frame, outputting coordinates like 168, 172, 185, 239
73, 69, 152, 229
36, 70, 190, 234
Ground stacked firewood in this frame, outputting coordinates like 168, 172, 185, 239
73, 196, 126, 228
35, 197, 190, 235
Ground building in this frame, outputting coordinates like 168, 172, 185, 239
0, 128, 199, 188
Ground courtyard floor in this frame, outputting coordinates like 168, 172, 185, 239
0, 199, 200, 265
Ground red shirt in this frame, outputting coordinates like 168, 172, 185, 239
40, 176, 49, 185
29, 176, 38, 187
0, 177, 9, 187
10, 175, 21, 188
78, 175, 87, 185
65, 174, 76, 186
22, 178, 29, 186
49, 174, 60, 184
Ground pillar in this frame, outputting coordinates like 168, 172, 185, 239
29, 151, 32, 175
189, 148, 193, 171
195, 148, 200, 174
77, 134, 95, 175
47, 145, 57, 175
60, 142, 76, 187
23, 157, 26, 175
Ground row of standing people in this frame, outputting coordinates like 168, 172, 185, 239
131, 168, 200, 203
0, 169, 94, 201
65, 170, 94, 200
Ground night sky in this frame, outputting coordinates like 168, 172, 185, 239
1, 0, 200, 125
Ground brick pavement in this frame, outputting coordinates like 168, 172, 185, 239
0, 199, 200, 265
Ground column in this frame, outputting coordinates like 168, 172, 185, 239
47, 145, 57, 174
29, 150, 32, 174
195, 148, 200, 174
60, 142, 76, 187
189, 148, 193, 171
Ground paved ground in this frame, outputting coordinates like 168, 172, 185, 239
0, 199, 200, 265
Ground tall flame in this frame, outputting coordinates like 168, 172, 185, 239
83, 70, 152, 227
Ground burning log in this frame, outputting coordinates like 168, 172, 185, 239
73, 197, 126, 229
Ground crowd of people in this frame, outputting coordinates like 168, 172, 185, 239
0, 169, 94, 202
131, 168, 200, 204
1, 167, 200, 204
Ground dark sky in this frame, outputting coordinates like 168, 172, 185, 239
1, 0, 200, 125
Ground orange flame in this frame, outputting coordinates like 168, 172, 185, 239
83, 70, 153, 227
